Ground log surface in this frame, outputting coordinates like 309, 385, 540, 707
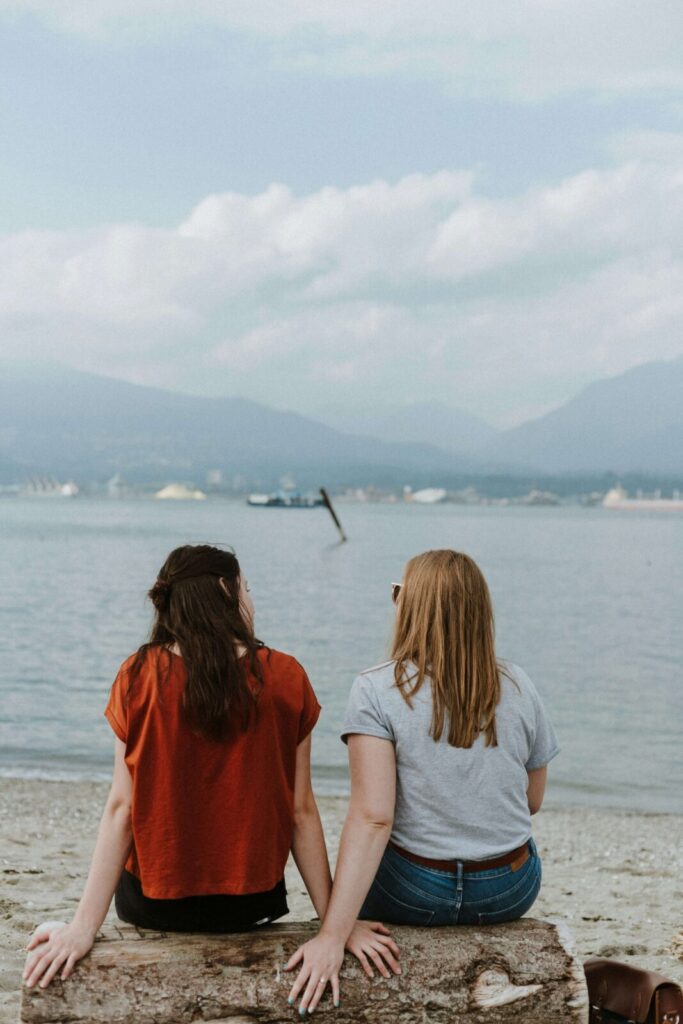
21, 918, 588, 1023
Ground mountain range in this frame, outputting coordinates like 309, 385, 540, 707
0, 356, 681, 487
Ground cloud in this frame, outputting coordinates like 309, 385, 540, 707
1, 145, 682, 424
1, 0, 682, 102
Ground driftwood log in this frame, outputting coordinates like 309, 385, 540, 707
21, 918, 588, 1023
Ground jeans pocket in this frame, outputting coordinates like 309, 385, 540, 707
475, 860, 541, 925
361, 877, 436, 926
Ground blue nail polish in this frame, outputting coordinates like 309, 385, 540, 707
287, 998, 293, 1005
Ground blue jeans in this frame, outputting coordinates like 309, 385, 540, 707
359, 838, 541, 926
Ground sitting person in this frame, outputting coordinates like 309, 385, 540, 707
23, 544, 397, 991
286, 548, 559, 1013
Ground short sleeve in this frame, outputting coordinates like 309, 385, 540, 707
525, 678, 560, 771
341, 674, 394, 745
104, 661, 130, 743
298, 667, 322, 744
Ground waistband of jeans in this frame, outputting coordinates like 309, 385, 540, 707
389, 839, 532, 874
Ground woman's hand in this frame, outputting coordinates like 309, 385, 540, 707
284, 921, 401, 1013
345, 920, 401, 979
284, 932, 344, 1014
23, 919, 96, 989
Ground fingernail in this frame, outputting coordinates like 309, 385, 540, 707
334, 1002, 340, 1009
299, 1009, 307, 1016
287, 998, 293, 1005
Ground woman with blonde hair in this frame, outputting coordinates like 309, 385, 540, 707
286, 549, 559, 1013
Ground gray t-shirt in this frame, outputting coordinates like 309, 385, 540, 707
341, 659, 560, 861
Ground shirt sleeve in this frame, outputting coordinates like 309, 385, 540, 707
341, 674, 394, 745
298, 666, 322, 744
525, 677, 560, 771
104, 660, 131, 743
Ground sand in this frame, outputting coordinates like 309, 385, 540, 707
1, 777, 681, 1023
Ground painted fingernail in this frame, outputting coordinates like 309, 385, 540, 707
334, 1002, 340, 1009
287, 998, 293, 1005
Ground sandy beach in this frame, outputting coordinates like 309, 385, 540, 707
1, 778, 681, 1023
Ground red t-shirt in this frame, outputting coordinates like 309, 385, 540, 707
104, 645, 321, 899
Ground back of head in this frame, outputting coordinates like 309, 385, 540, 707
391, 549, 501, 748
133, 544, 263, 742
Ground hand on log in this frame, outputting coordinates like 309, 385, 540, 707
284, 920, 401, 1012
21, 918, 589, 1024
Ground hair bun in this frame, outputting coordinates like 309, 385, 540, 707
149, 577, 172, 611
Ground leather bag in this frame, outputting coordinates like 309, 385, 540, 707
585, 957, 683, 1024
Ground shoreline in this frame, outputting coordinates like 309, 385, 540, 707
1, 778, 682, 1023
0, 767, 677, 817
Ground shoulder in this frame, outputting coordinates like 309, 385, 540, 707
348, 661, 400, 708
260, 647, 307, 677
498, 661, 546, 723
259, 647, 315, 694
113, 646, 174, 692
499, 660, 536, 695
357, 659, 396, 689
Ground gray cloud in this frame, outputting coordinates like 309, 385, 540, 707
1, 1, 682, 102
1, 149, 682, 424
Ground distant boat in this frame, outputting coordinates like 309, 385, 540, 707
155, 483, 206, 501
405, 487, 447, 504
602, 486, 683, 511
247, 490, 324, 508
20, 477, 79, 498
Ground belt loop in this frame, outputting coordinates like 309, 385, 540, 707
456, 859, 464, 895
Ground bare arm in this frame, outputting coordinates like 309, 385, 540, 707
290, 734, 333, 920
285, 734, 399, 1012
527, 765, 548, 815
23, 739, 133, 988
318, 734, 396, 941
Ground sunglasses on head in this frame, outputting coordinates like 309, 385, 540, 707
391, 582, 402, 604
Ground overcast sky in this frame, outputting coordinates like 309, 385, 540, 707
0, 1, 682, 426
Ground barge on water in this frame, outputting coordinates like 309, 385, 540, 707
247, 490, 324, 508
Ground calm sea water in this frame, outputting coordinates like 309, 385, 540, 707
0, 498, 681, 813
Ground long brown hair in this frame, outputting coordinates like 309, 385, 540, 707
129, 544, 265, 742
392, 549, 505, 748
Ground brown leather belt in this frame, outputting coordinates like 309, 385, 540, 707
389, 840, 531, 873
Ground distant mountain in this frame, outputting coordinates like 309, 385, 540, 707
0, 366, 481, 487
1, 359, 680, 487
484, 356, 683, 474
321, 402, 497, 455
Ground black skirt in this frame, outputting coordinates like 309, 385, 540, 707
115, 870, 289, 933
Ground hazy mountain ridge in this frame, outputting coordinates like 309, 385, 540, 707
0, 367, 480, 487
0, 357, 681, 486
320, 402, 497, 455
485, 356, 683, 474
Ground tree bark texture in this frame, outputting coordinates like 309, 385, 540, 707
21, 918, 588, 1023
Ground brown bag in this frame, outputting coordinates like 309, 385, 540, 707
585, 957, 683, 1023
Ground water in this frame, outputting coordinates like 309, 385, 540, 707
1, 498, 681, 813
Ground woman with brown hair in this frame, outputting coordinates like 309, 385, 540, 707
23, 544, 397, 991
286, 548, 560, 1013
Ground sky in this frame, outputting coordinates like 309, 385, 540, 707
0, 1, 682, 427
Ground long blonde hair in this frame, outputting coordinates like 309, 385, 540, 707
392, 549, 503, 748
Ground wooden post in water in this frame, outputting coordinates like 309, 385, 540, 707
320, 487, 347, 542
